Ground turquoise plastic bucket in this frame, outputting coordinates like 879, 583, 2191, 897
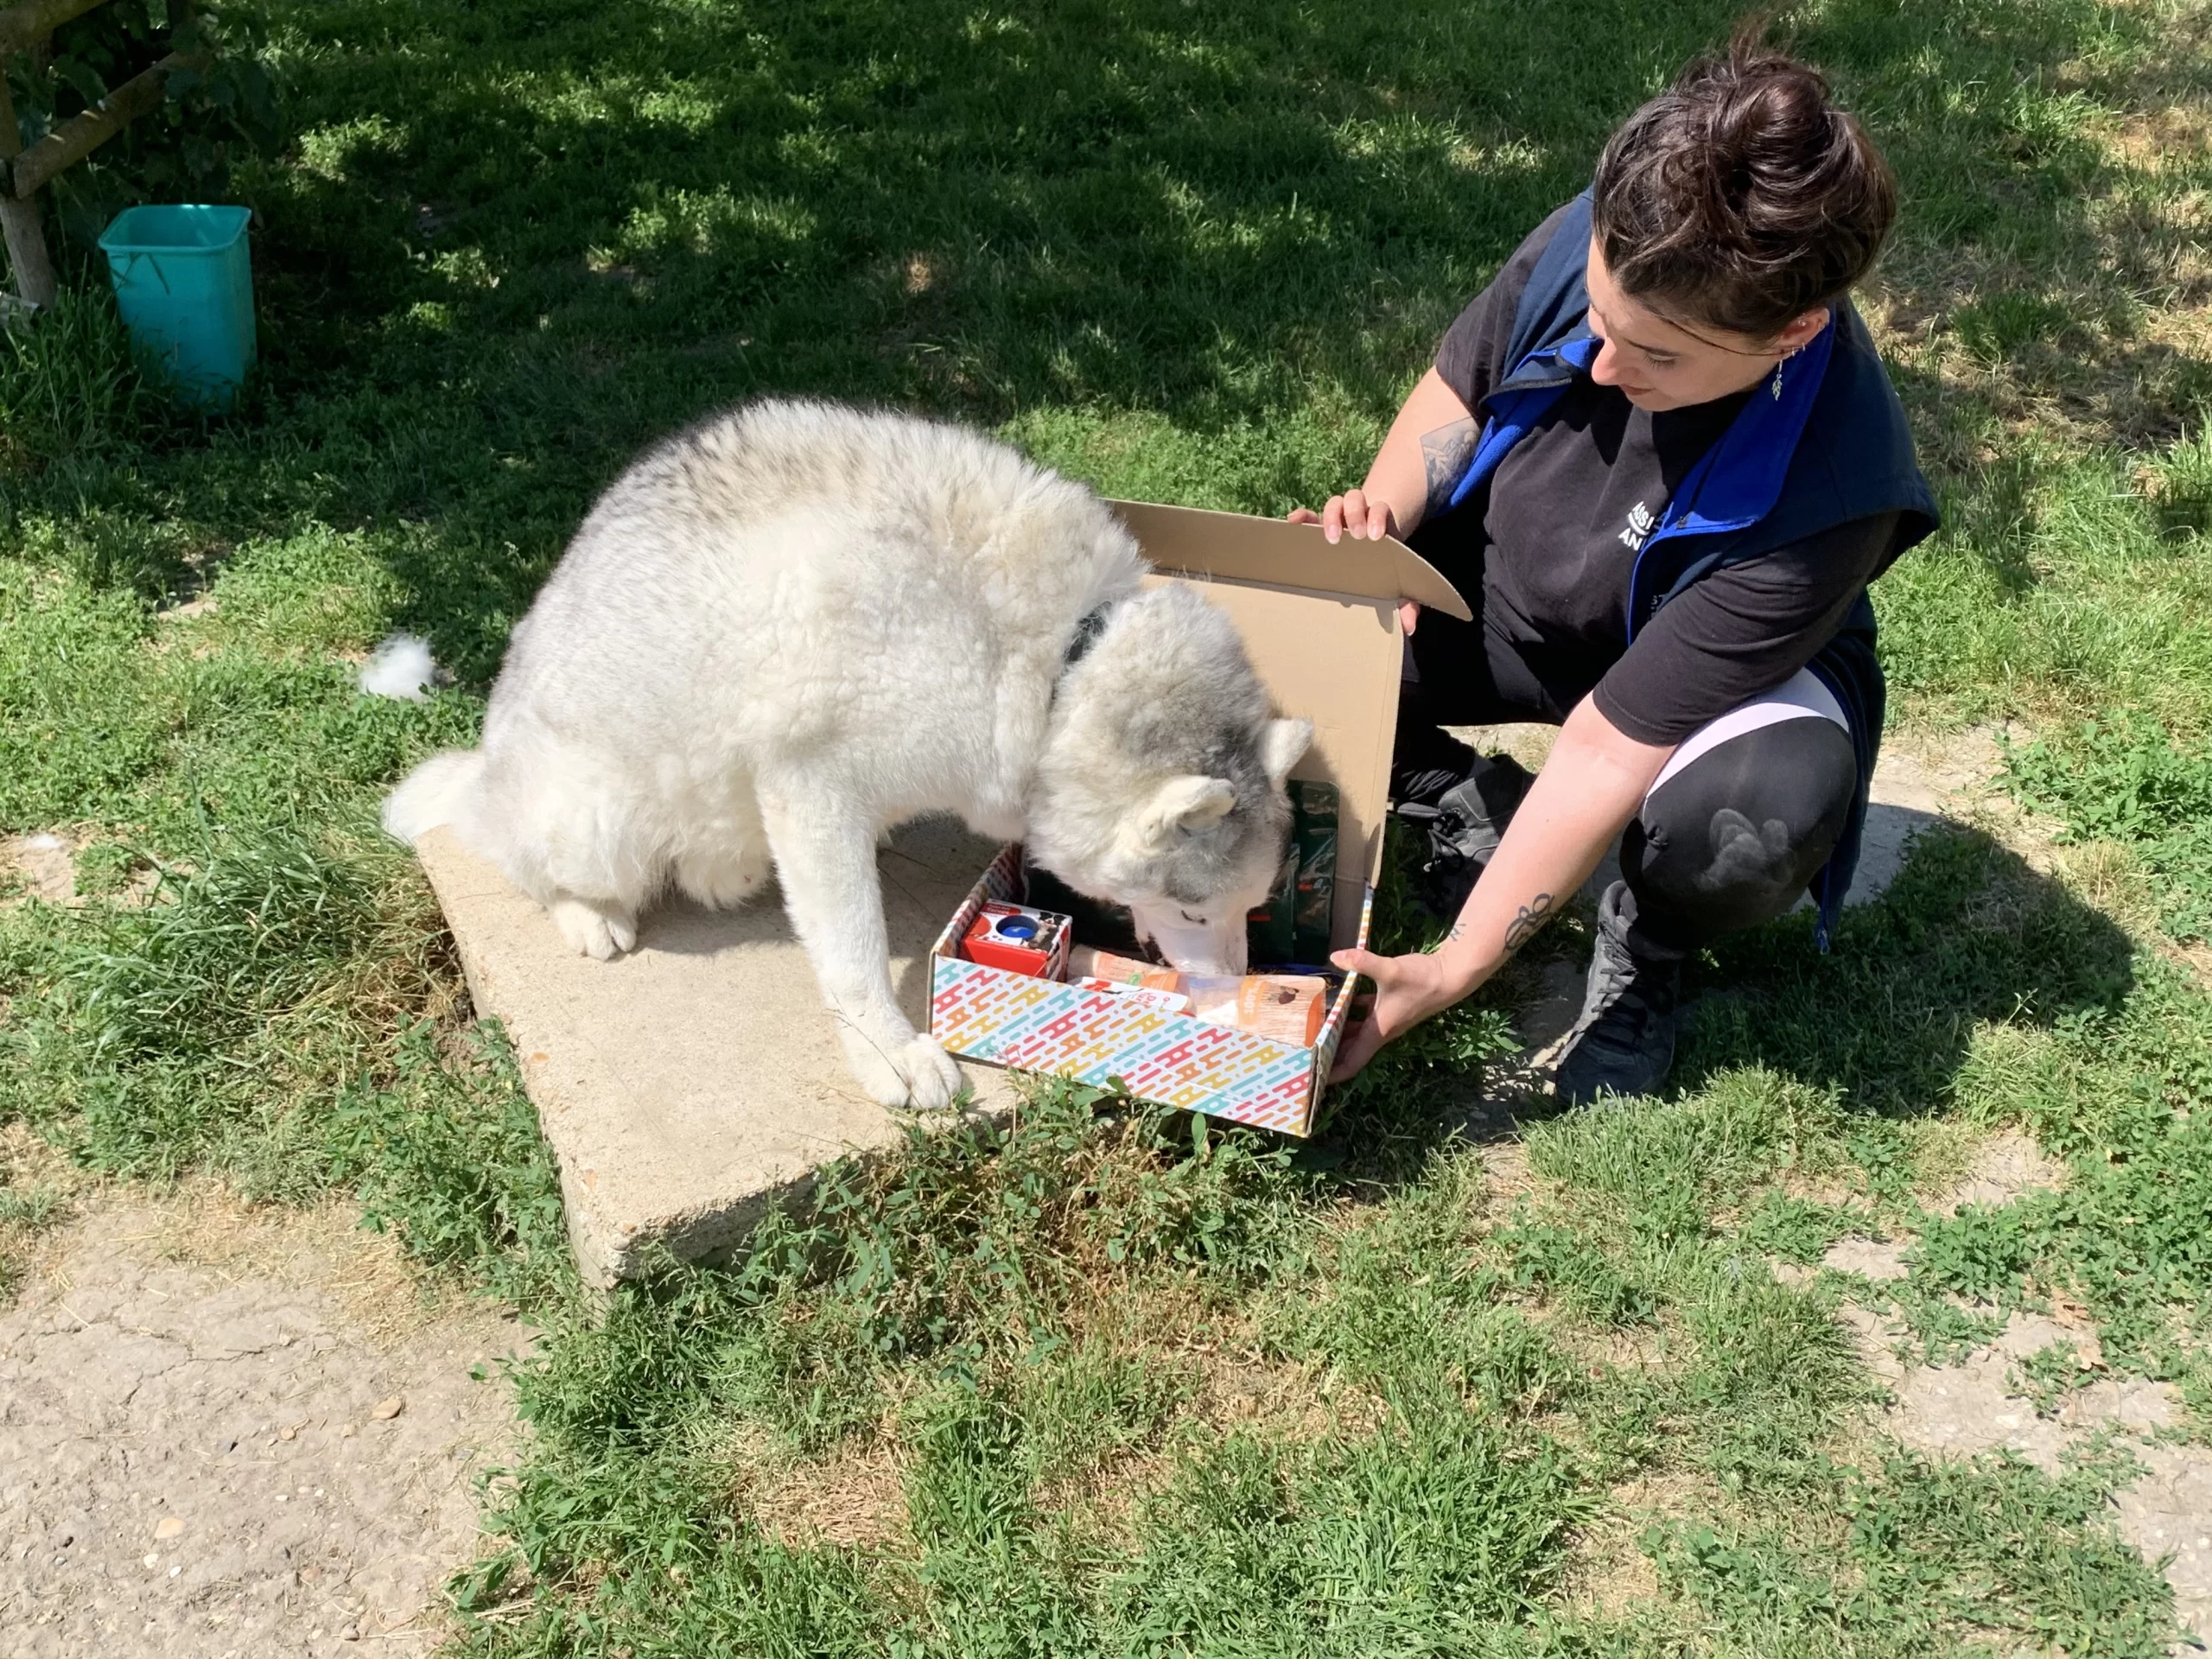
97, 204, 256, 410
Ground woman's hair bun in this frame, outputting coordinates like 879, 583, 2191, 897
1593, 29, 1896, 338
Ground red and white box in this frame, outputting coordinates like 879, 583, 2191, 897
958, 901, 1071, 976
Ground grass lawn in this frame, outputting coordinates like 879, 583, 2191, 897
4, 0, 2212, 1651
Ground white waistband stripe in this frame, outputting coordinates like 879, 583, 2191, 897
1647, 667, 1849, 799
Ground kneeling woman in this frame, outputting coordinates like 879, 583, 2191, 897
1306, 41, 1937, 1097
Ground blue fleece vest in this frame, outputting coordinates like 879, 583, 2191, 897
1446, 192, 1939, 946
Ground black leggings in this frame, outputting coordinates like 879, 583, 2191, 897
1395, 670, 1858, 951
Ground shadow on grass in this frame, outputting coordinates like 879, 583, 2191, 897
1, 0, 2178, 1182
11, 0, 2192, 674
1301, 820, 2133, 1187
1680, 825, 2134, 1117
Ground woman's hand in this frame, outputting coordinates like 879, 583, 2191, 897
1285, 365, 1482, 641
1287, 498, 1421, 635
1325, 945, 1470, 1081
1324, 697, 1677, 1085
1289, 490, 1397, 545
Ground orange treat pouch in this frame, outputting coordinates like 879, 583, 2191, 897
1067, 945, 1185, 995
1236, 976, 1328, 1046
1184, 975, 1328, 1046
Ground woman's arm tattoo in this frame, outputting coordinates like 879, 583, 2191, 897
1502, 892, 1555, 952
1419, 417, 1478, 516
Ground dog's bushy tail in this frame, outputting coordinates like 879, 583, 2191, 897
382, 750, 485, 844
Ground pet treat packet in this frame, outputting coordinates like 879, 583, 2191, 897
1071, 976, 1194, 1014
1184, 974, 1330, 1046
1067, 945, 1185, 995
1291, 780, 1337, 963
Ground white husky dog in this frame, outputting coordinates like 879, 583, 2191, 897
383, 400, 1311, 1110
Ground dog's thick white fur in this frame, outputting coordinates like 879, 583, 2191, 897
385, 399, 1310, 1110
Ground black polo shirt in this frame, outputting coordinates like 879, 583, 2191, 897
1425, 207, 1898, 746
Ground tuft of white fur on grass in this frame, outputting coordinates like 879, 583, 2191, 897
359, 633, 438, 702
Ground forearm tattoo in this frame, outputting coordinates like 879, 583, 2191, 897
1502, 892, 1555, 952
1418, 417, 1478, 517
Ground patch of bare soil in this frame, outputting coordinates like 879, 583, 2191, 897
740, 1433, 909, 1552
1194, 1348, 1382, 1441
1817, 1126, 2209, 1645
1, 830, 163, 911
1557, 1470, 1715, 1623
1, 834, 80, 906
1853, 1306, 2212, 1645
1929, 1125, 2070, 1216
0, 1185, 530, 1656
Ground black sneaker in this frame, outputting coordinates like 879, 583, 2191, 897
1394, 752, 1536, 922
1553, 881, 1686, 1106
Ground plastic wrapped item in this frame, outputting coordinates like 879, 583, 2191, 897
1071, 977, 1194, 1014
1291, 781, 1338, 963
1243, 779, 1337, 967
1184, 974, 1330, 1046
1068, 946, 1185, 995
1245, 844, 1299, 965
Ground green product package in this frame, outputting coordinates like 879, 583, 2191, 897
1245, 843, 1299, 966
1292, 780, 1338, 962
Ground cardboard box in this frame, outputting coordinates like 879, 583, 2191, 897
926, 499, 1471, 1136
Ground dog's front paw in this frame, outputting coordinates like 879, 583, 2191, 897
840, 1027, 964, 1111
891, 1033, 964, 1113
549, 897, 638, 960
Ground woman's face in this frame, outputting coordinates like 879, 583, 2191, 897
1584, 237, 1832, 412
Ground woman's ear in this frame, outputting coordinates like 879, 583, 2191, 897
1777, 307, 1833, 354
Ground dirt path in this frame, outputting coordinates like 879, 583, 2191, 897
1821, 1155, 2212, 1646
0, 1187, 529, 1656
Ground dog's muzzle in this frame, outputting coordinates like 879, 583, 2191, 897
1129, 902, 1249, 976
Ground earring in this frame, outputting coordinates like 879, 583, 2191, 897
1770, 356, 1786, 399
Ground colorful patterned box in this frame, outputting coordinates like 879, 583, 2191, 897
928, 845, 1372, 1137
918, 497, 1468, 1136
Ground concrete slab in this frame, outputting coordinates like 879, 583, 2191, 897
414, 819, 1020, 1287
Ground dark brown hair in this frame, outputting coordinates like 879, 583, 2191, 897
1592, 33, 1897, 339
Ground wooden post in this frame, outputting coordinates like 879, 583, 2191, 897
11, 48, 191, 198
0, 0, 211, 310
0, 0, 106, 55
0, 71, 54, 309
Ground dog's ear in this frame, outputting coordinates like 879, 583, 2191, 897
1132, 773, 1236, 850
1259, 717, 1312, 787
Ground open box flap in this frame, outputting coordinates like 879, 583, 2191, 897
1107, 499, 1453, 949
1107, 499, 1473, 622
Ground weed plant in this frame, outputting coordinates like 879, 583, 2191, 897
2, 0, 2209, 1650
0, 287, 166, 474
2005, 715, 2212, 939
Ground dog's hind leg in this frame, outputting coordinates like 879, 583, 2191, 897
480, 749, 652, 959
673, 785, 772, 910
756, 779, 964, 1112
548, 894, 639, 960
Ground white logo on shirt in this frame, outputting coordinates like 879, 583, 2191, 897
1618, 500, 1656, 551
